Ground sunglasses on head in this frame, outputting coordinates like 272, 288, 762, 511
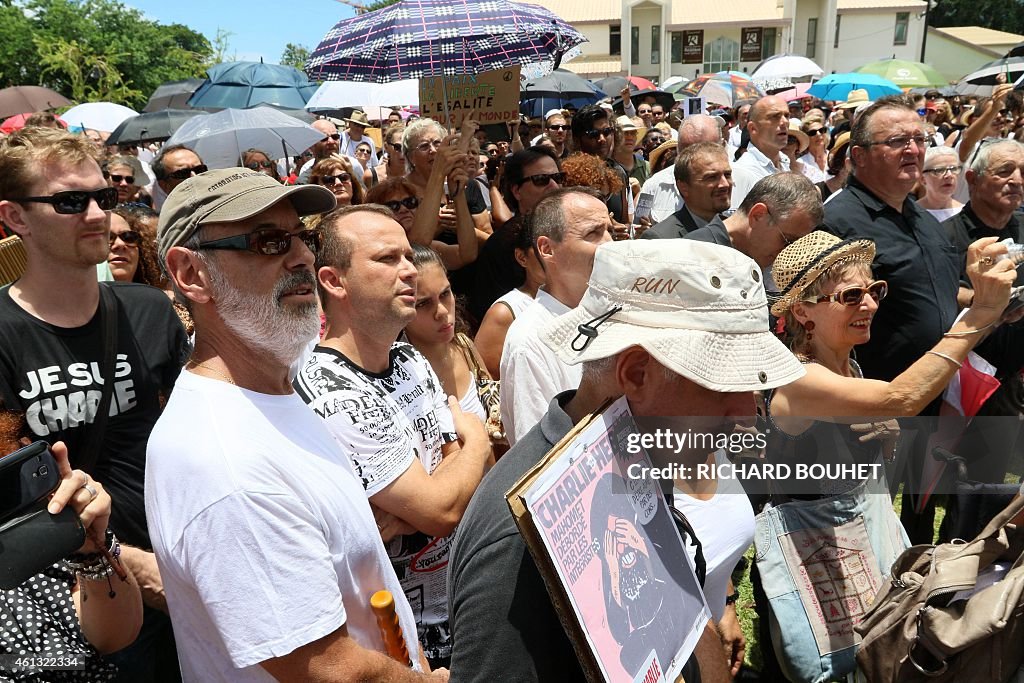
319, 172, 351, 185
245, 160, 274, 170
197, 228, 321, 256
804, 280, 888, 306
521, 172, 565, 187
108, 174, 135, 184
383, 196, 420, 212
109, 230, 142, 246
166, 165, 208, 180
11, 187, 118, 214
584, 127, 615, 139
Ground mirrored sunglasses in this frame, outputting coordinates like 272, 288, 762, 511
197, 228, 321, 256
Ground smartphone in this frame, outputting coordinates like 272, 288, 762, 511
0, 441, 61, 522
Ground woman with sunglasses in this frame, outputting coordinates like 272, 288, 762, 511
239, 148, 280, 183
108, 206, 163, 286
800, 118, 830, 183
917, 146, 964, 221
370, 124, 407, 188
104, 155, 144, 205
309, 156, 364, 207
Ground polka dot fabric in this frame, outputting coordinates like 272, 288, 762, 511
0, 563, 115, 682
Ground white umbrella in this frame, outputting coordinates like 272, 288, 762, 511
751, 54, 824, 80
164, 106, 325, 170
62, 102, 138, 133
304, 79, 420, 111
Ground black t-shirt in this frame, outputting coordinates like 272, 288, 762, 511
0, 282, 189, 549
467, 215, 527, 322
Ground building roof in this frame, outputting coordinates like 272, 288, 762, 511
561, 56, 623, 74
837, 0, 924, 9
670, 0, 786, 27
515, 0, 621, 24
932, 26, 1024, 47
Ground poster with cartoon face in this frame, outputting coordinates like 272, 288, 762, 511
521, 397, 710, 683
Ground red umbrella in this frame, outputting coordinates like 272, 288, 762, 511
0, 112, 68, 134
628, 75, 657, 90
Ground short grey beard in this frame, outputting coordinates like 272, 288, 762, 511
207, 261, 320, 366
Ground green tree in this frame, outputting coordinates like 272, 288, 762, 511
280, 43, 310, 70
363, 0, 399, 11
931, 0, 1024, 35
0, 0, 213, 109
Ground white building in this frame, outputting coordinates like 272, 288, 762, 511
520, 0, 928, 82
925, 26, 1024, 83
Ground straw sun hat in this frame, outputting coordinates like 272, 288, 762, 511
770, 231, 876, 317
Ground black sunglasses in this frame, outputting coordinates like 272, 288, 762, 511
245, 160, 274, 170
806, 128, 825, 137
584, 127, 615, 140
109, 174, 135, 184
521, 172, 565, 187
10, 187, 118, 214
109, 230, 142, 246
547, 124, 569, 131
197, 228, 321, 256
804, 280, 888, 306
319, 173, 351, 185
322, 133, 341, 142
166, 165, 208, 180
355, 147, 372, 155
383, 196, 420, 212
388, 142, 403, 151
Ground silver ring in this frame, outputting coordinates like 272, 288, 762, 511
81, 482, 98, 502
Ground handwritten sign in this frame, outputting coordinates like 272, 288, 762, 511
418, 66, 520, 128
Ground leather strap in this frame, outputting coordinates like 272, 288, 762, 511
77, 284, 118, 475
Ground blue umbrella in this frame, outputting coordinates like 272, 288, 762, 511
188, 61, 319, 110
806, 73, 902, 101
306, 0, 586, 83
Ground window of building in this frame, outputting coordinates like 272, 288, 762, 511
671, 31, 683, 63
651, 25, 660, 63
762, 27, 777, 59
807, 18, 818, 58
610, 25, 621, 56
631, 26, 640, 65
894, 12, 909, 45
834, 14, 842, 48
703, 36, 740, 74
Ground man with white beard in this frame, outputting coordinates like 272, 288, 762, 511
146, 169, 449, 682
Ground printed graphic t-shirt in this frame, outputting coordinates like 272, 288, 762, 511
0, 283, 189, 548
294, 342, 458, 662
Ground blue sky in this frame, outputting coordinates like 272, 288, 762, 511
125, 0, 358, 65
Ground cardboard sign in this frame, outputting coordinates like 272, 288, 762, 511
741, 27, 763, 63
683, 30, 704, 64
681, 97, 707, 118
418, 66, 521, 128
507, 397, 710, 683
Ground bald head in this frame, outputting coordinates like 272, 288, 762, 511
677, 114, 722, 148
747, 96, 790, 157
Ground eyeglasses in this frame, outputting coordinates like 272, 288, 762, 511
584, 127, 615, 139
197, 228, 321, 256
319, 173, 351, 185
486, 149, 499, 156
923, 165, 962, 177
804, 280, 888, 306
547, 124, 569, 131
10, 187, 118, 214
637, 108, 652, 114
967, 137, 1001, 169
864, 134, 932, 150
109, 174, 135, 185
321, 133, 341, 142
415, 139, 444, 152
355, 148, 372, 155
382, 196, 420, 212
245, 160, 274, 170
166, 165, 208, 181
521, 172, 565, 187
109, 230, 142, 246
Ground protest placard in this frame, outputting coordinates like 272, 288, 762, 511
418, 66, 520, 128
507, 396, 710, 683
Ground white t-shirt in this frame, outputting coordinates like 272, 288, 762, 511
672, 450, 754, 622
145, 371, 420, 682
637, 165, 684, 224
499, 289, 582, 446
293, 342, 458, 663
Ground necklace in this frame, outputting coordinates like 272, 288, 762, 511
186, 358, 236, 385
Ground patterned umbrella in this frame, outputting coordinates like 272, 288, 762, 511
306, 0, 586, 83
854, 58, 947, 88
669, 72, 762, 107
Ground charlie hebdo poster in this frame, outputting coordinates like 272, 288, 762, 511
508, 397, 709, 683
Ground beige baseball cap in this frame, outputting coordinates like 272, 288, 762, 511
157, 168, 337, 262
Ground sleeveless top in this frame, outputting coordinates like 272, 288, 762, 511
493, 288, 534, 321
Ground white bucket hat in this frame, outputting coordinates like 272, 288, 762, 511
540, 240, 805, 392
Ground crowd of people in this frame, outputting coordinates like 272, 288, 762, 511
0, 76, 1022, 683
